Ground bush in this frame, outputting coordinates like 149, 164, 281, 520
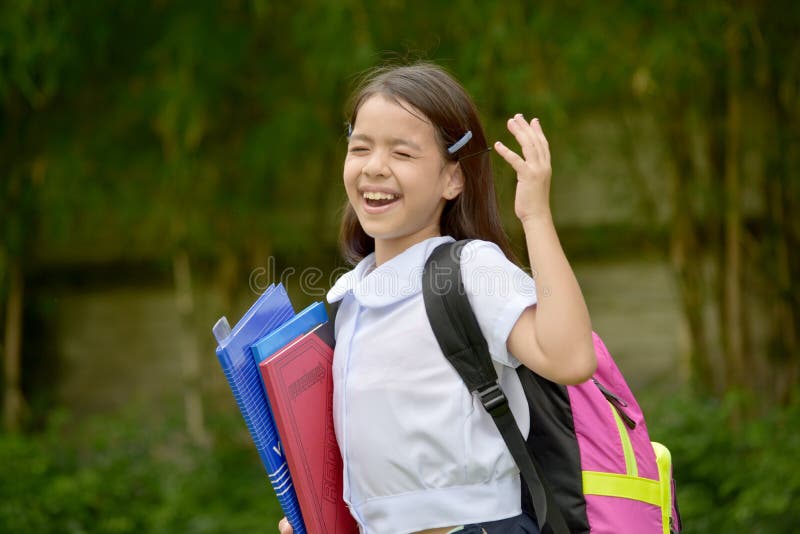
0, 407, 283, 533
2, 390, 798, 533
644, 388, 800, 533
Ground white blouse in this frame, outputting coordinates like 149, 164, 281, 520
327, 235, 538, 534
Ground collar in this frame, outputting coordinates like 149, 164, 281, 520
327, 235, 455, 308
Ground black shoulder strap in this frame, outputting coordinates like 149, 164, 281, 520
422, 240, 569, 534
329, 300, 341, 335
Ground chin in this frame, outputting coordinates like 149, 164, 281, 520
356, 218, 395, 238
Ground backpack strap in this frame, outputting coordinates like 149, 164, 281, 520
422, 240, 570, 534
329, 300, 341, 333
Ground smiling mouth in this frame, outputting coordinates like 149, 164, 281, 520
362, 191, 401, 208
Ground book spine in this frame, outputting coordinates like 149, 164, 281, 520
220, 348, 307, 534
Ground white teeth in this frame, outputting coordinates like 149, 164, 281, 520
362, 191, 397, 200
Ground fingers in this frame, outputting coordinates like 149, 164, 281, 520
504, 114, 550, 165
530, 117, 551, 165
507, 114, 539, 162
278, 517, 293, 534
494, 140, 526, 174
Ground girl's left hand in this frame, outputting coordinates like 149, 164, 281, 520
494, 114, 552, 224
278, 517, 293, 534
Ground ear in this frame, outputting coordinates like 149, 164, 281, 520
442, 162, 464, 200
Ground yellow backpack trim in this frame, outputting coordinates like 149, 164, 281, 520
587, 386, 677, 532
652, 441, 674, 534
610, 403, 638, 477
582, 441, 676, 534
582, 470, 660, 506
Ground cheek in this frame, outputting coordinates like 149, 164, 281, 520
343, 155, 361, 176
342, 162, 356, 186
342, 164, 360, 202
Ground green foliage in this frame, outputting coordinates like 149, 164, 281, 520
3, 391, 799, 532
0, 0, 75, 108
1, 0, 797, 265
645, 388, 800, 533
0, 408, 282, 533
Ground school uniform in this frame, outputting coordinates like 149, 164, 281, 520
327, 235, 539, 534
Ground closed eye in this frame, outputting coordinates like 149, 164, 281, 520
348, 146, 369, 154
394, 151, 414, 159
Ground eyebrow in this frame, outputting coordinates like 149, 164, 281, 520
348, 133, 422, 152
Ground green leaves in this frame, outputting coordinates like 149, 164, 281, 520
646, 388, 800, 532
0, 0, 75, 108
0, 408, 283, 533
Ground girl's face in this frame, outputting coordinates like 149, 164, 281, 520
344, 94, 462, 263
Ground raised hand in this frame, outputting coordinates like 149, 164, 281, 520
493, 114, 552, 224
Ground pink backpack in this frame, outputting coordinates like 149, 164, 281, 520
421, 241, 682, 534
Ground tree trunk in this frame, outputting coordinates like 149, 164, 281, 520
173, 249, 209, 446
663, 108, 715, 393
722, 22, 746, 392
671, 203, 714, 393
620, 112, 660, 225
3, 257, 25, 431
767, 163, 798, 403
759, 22, 800, 405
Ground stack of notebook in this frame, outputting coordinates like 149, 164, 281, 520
213, 284, 356, 534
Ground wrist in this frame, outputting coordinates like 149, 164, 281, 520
520, 212, 555, 230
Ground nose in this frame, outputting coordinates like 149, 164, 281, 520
361, 148, 390, 178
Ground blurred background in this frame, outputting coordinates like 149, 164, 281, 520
1, 1, 798, 532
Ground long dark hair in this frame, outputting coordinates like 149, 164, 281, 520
339, 62, 518, 265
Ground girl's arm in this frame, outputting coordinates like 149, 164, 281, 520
494, 114, 596, 385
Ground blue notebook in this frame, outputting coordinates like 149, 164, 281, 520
213, 283, 306, 534
251, 301, 329, 364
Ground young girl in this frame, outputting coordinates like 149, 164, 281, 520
279, 62, 595, 534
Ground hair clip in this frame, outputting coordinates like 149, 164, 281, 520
457, 146, 493, 162
345, 122, 353, 138
447, 130, 472, 154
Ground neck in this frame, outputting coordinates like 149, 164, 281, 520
373, 224, 441, 267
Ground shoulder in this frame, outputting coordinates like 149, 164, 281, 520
459, 239, 536, 302
459, 239, 524, 274
457, 239, 537, 368
460, 239, 504, 262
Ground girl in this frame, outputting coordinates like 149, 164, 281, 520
279, 62, 595, 534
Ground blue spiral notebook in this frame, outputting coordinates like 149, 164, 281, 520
213, 283, 306, 534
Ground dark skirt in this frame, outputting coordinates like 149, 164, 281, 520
457, 511, 540, 534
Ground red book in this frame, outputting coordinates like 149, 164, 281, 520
259, 322, 358, 534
